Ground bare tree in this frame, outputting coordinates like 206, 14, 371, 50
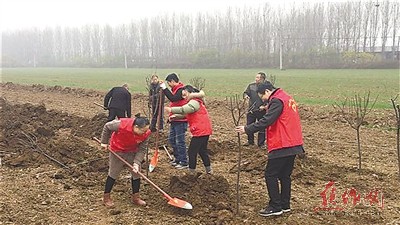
333, 91, 378, 170
188, 77, 206, 90
3, 1, 400, 68
390, 95, 400, 180
266, 73, 277, 85
380, 1, 392, 55
362, 3, 372, 52
391, 2, 399, 60
226, 95, 247, 214
370, 3, 381, 52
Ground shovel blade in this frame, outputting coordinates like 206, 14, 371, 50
167, 197, 193, 210
148, 164, 155, 173
148, 150, 159, 173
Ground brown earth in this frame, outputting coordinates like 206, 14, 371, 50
0, 82, 399, 225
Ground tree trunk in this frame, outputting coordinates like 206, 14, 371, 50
357, 128, 362, 170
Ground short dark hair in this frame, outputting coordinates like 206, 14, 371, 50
184, 85, 200, 93
134, 114, 150, 128
165, 73, 179, 82
257, 72, 266, 80
256, 81, 275, 94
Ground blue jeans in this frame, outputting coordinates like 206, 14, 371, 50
168, 121, 188, 164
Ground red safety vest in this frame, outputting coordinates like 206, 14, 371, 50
266, 89, 303, 152
110, 118, 151, 152
186, 98, 212, 137
169, 82, 187, 122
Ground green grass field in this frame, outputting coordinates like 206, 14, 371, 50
1, 68, 399, 108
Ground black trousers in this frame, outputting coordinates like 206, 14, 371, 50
264, 155, 296, 210
188, 136, 210, 170
107, 108, 126, 122
150, 104, 164, 131
246, 111, 265, 146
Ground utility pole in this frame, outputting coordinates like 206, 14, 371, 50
278, 20, 284, 70
124, 52, 128, 69
279, 42, 283, 70
33, 54, 37, 68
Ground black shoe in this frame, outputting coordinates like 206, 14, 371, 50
258, 144, 265, 148
243, 142, 254, 147
259, 207, 283, 217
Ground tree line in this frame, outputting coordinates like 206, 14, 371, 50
2, 1, 399, 69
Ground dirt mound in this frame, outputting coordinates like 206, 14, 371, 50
0, 97, 106, 168
169, 173, 235, 224
1, 82, 104, 97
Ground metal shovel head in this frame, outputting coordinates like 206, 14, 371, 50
167, 197, 193, 210
148, 164, 155, 173
148, 149, 159, 173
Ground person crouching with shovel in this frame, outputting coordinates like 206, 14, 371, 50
99, 114, 151, 207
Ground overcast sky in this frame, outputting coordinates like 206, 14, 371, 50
1, 0, 374, 31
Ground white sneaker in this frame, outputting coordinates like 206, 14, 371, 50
175, 163, 188, 169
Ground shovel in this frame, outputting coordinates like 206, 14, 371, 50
94, 102, 108, 110
149, 90, 164, 172
148, 148, 159, 172
93, 137, 192, 210
162, 145, 173, 161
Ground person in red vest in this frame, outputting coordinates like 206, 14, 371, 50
99, 115, 151, 207
236, 82, 305, 217
159, 73, 188, 169
164, 85, 212, 174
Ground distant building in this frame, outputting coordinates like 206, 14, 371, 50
361, 46, 399, 60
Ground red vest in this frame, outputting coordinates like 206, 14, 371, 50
266, 89, 303, 152
110, 118, 151, 152
169, 82, 187, 122
186, 98, 212, 137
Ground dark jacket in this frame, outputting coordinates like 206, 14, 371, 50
244, 82, 265, 112
104, 87, 131, 118
149, 83, 165, 109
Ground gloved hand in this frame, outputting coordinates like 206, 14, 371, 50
132, 163, 140, 173
159, 82, 167, 90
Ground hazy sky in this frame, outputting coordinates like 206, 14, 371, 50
1, 0, 374, 31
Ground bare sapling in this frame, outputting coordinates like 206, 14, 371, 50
143, 75, 153, 118
145, 75, 152, 176
18, 130, 69, 169
266, 73, 277, 85
225, 94, 247, 214
189, 77, 206, 90
333, 91, 378, 170
390, 94, 400, 180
